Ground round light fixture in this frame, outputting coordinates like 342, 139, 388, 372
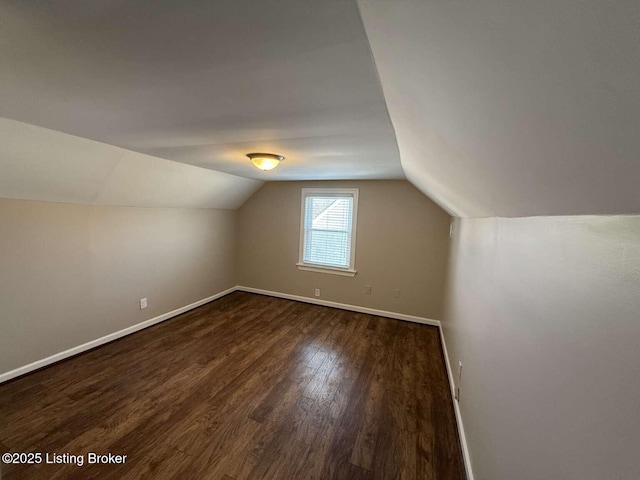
247, 152, 284, 171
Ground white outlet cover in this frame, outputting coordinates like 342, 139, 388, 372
140, 298, 148, 309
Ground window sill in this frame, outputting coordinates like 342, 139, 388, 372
296, 263, 357, 277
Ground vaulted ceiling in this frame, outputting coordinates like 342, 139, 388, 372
1, 0, 639, 216
0, 117, 262, 209
0, 0, 401, 182
358, 0, 640, 217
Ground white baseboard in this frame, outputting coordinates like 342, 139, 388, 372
0, 284, 474, 479
0, 286, 237, 384
237, 285, 474, 480
235, 286, 441, 327
439, 326, 475, 480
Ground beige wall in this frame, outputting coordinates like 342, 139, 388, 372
1, 180, 450, 378
236, 180, 451, 318
443, 216, 640, 480
0, 198, 237, 375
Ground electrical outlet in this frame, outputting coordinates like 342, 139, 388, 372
450, 222, 455, 238
314, 288, 320, 297
458, 361, 463, 380
393, 289, 400, 298
364, 285, 372, 294
140, 298, 147, 310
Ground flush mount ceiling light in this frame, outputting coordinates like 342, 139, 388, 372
247, 152, 284, 171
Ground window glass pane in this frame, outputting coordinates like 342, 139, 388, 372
303, 196, 353, 268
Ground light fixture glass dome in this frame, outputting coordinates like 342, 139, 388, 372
247, 153, 284, 171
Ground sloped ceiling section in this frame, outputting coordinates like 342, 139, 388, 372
0, 117, 262, 209
358, 0, 640, 217
0, 0, 402, 181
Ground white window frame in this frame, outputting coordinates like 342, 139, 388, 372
297, 188, 359, 277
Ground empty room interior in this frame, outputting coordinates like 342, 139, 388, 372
0, 1, 638, 479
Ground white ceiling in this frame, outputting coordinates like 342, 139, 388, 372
0, 0, 402, 181
358, 0, 640, 217
0, 117, 262, 209
2, 1, 639, 217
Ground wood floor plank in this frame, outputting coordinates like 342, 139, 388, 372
0, 292, 466, 479
418, 322, 467, 480
416, 328, 437, 480
350, 318, 391, 471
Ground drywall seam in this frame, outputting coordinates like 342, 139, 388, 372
0, 286, 237, 384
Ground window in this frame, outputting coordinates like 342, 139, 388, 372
297, 188, 358, 276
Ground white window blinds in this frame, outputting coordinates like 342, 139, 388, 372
301, 190, 357, 270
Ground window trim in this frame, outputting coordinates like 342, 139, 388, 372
297, 187, 359, 277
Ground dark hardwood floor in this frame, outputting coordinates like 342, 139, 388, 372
0, 292, 465, 479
